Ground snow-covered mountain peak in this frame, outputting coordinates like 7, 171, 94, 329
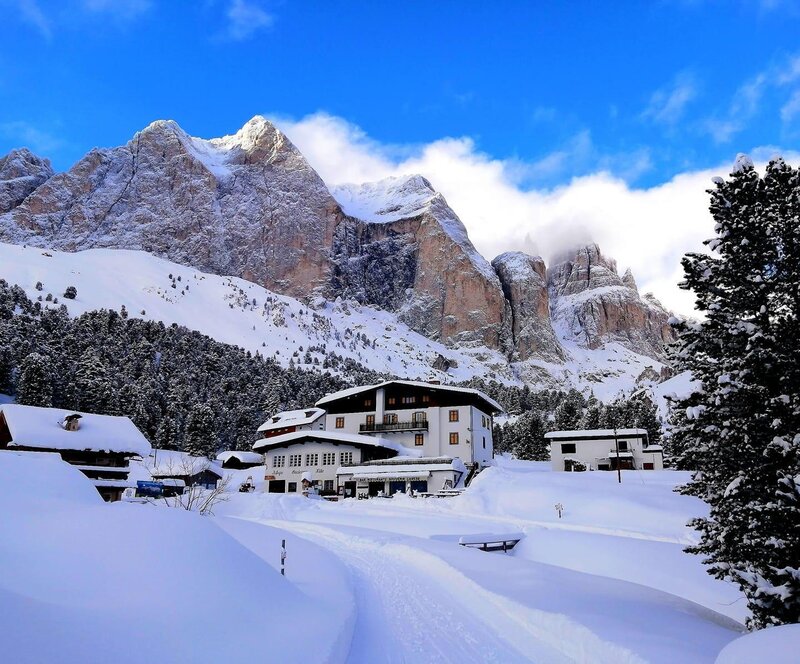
332, 174, 438, 223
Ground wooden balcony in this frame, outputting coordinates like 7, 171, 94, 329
360, 420, 429, 433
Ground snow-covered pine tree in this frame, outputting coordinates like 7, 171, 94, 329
554, 389, 585, 431
184, 403, 217, 459
74, 349, 112, 413
512, 411, 549, 460
669, 155, 800, 628
16, 352, 53, 407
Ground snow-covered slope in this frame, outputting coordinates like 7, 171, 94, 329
0, 241, 671, 398
0, 241, 514, 383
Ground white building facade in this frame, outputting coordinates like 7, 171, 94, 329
253, 430, 411, 497
315, 380, 501, 468
545, 429, 664, 472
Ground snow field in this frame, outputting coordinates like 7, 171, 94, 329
217, 460, 749, 662
0, 450, 354, 664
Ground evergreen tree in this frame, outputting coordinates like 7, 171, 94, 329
512, 411, 548, 460
669, 156, 800, 628
554, 389, 585, 430
16, 352, 53, 407
74, 349, 112, 413
184, 403, 217, 458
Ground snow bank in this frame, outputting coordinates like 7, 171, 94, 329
0, 451, 353, 663
715, 624, 800, 663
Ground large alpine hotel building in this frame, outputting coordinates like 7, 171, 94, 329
253, 380, 502, 497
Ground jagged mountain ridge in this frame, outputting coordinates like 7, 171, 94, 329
0, 116, 674, 377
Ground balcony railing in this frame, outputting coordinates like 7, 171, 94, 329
360, 420, 429, 433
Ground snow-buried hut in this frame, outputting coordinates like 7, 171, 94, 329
0, 404, 151, 502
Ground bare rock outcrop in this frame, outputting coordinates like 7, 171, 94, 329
0, 149, 53, 214
492, 251, 564, 362
547, 243, 674, 359
331, 175, 511, 349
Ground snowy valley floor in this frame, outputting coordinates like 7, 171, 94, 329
1, 454, 769, 663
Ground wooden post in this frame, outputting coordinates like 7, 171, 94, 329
614, 427, 622, 484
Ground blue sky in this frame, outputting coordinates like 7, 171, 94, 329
2, 0, 800, 314
1, 0, 799, 187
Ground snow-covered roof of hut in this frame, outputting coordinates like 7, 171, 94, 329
252, 430, 421, 457
216, 450, 264, 464
0, 404, 151, 456
257, 407, 325, 433
147, 450, 224, 478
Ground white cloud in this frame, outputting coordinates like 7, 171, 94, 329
781, 90, 800, 123
81, 0, 152, 21
642, 75, 697, 125
0, 120, 64, 155
13, 0, 52, 39
221, 0, 273, 41
274, 112, 748, 317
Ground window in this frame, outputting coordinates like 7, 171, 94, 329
449, 409, 459, 422
617, 441, 629, 451
273, 455, 285, 468
335, 417, 345, 429
422, 394, 430, 404
288, 482, 297, 492
483, 436, 486, 449
289, 454, 302, 467
415, 433, 424, 446
323, 479, 334, 492
412, 411, 426, 423
387, 396, 396, 406
449, 432, 459, 445
340, 451, 353, 465
323, 452, 335, 465
306, 453, 319, 466
366, 414, 375, 426
561, 443, 576, 454
401, 396, 415, 405
383, 413, 398, 424
364, 398, 373, 408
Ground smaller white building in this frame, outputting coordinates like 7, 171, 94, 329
253, 430, 418, 496
545, 429, 664, 472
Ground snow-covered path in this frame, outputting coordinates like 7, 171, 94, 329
267, 521, 644, 664
293, 524, 538, 663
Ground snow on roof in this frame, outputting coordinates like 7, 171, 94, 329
0, 404, 151, 456
316, 380, 503, 413
252, 430, 421, 457
216, 450, 264, 464
545, 429, 648, 440
147, 450, 224, 478
257, 407, 325, 433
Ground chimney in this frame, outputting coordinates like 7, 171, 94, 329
62, 414, 82, 431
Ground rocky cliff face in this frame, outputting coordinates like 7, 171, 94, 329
0, 149, 53, 214
0, 118, 338, 299
332, 176, 510, 349
547, 244, 674, 359
492, 252, 564, 362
